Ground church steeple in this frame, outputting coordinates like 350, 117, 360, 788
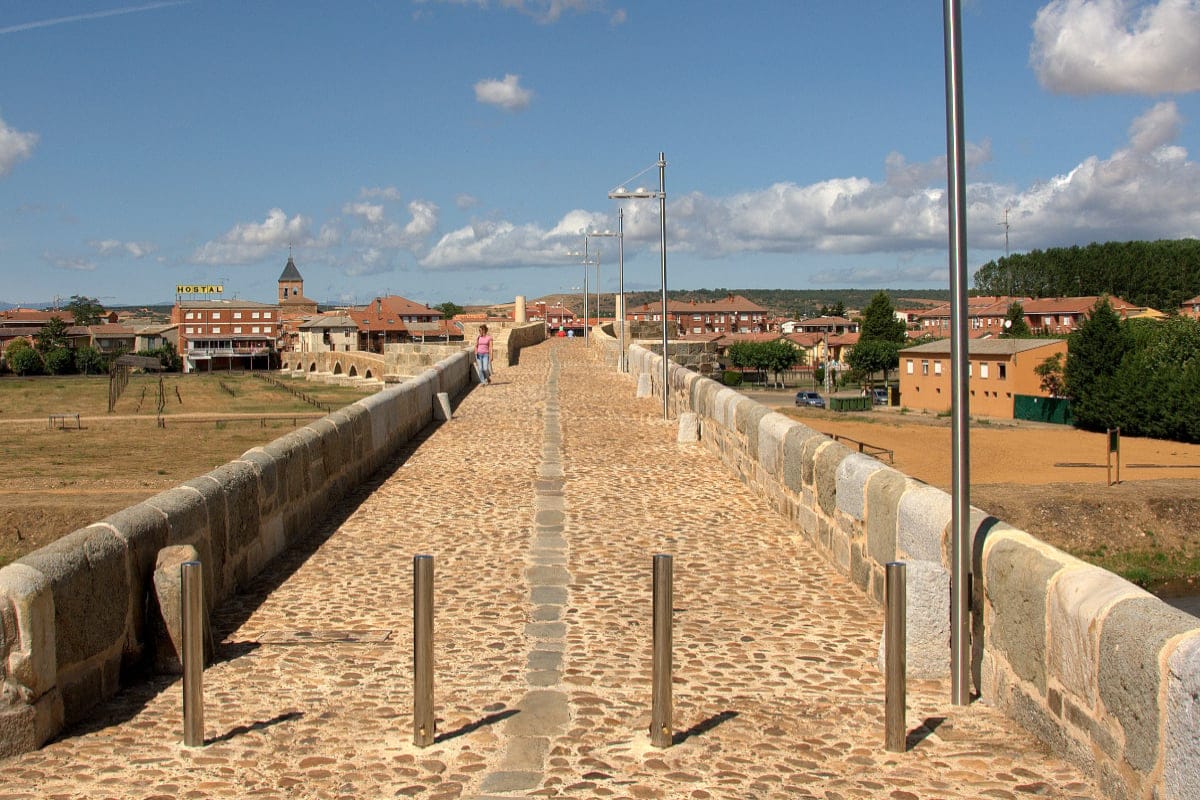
278, 253, 303, 301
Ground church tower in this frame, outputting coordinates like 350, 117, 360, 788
278, 254, 304, 301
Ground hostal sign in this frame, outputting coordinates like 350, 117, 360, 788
176, 284, 224, 295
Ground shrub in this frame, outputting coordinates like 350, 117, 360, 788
722, 370, 743, 386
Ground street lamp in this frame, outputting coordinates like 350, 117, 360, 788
587, 208, 625, 371
567, 243, 598, 346
609, 152, 668, 418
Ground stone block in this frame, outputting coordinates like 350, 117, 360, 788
757, 412, 792, 477
834, 453, 886, 521
150, 545, 214, 674
1047, 565, 1145, 707
212, 460, 263, 560
1099, 595, 1199, 774
813, 440, 852, 518
0, 564, 56, 699
733, 399, 768, 459
865, 469, 908, 567
1165, 632, 1200, 800
677, 412, 699, 443
983, 530, 1065, 693
636, 373, 652, 398
434, 391, 452, 420
877, 559, 950, 679
781, 423, 821, 494
17, 527, 129, 672
897, 484, 951, 563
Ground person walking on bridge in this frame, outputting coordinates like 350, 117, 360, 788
474, 324, 493, 385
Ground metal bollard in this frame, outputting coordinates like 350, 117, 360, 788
650, 554, 673, 748
413, 555, 435, 747
884, 561, 907, 752
181, 560, 205, 747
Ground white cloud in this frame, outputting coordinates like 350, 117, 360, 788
343, 202, 386, 225
419, 0, 620, 24
421, 208, 605, 270
192, 208, 321, 265
92, 239, 156, 258
360, 186, 402, 200
43, 252, 95, 271
1031, 0, 1200, 94
474, 74, 533, 111
0, 113, 38, 177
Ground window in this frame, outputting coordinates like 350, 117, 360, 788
981, 363, 990, 379
264, 312, 273, 319
252, 326, 260, 334
692, 327, 702, 333
212, 326, 221, 334
998, 363, 1007, 380
185, 326, 194, 334
234, 326, 242, 334
234, 312, 243, 320
740, 314, 749, 321
921, 360, 929, 376
693, 314, 702, 321
185, 312, 195, 320
252, 312, 261, 319
934, 361, 942, 375
213, 312, 221, 320
906, 359, 914, 374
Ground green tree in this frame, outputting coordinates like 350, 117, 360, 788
33, 317, 70, 354
5, 339, 43, 376
1034, 352, 1065, 396
138, 346, 182, 372
1002, 302, 1032, 337
847, 339, 900, 387
44, 347, 74, 375
1064, 297, 1130, 432
75, 345, 106, 375
67, 295, 106, 326
849, 291, 907, 386
434, 301, 464, 319
858, 291, 908, 343
819, 301, 846, 318
761, 339, 801, 387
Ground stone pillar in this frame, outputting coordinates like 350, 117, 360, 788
515, 295, 527, 324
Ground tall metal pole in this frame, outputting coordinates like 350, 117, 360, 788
944, 0, 972, 706
884, 562, 908, 752
583, 237, 590, 347
617, 208, 626, 371
181, 560, 205, 747
413, 554, 435, 746
650, 553, 673, 747
658, 152, 669, 420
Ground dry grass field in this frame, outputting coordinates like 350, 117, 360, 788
0, 372, 376, 567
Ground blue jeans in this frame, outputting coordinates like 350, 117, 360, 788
475, 353, 491, 383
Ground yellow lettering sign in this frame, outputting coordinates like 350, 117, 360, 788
175, 284, 225, 294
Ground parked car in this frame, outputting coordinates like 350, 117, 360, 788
872, 387, 889, 405
795, 391, 825, 408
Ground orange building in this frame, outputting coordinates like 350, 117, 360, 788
898, 338, 1068, 419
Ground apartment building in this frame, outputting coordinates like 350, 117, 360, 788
898, 338, 1068, 419
629, 294, 768, 335
171, 299, 279, 372
912, 295, 1153, 336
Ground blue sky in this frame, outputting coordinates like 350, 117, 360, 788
2, 0, 1199, 308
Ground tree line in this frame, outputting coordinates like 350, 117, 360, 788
972, 238, 1200, 311
1063, 298, 1200, 443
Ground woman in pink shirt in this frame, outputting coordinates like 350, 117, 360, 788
475, 325, 493, 385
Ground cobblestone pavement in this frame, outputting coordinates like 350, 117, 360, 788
0, 339, 1102, 799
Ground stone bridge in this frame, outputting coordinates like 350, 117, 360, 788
0, 333, 1196, 799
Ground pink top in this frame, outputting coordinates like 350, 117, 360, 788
475, 334, 493, 355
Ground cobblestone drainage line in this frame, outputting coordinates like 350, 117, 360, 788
478, 349, 571, 796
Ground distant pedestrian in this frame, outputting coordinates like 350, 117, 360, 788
475, 325, 493, 385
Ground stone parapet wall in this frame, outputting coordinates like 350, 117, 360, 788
0, 350, 472, 758
460, 322, 546, 368
624, 343, 1199, 800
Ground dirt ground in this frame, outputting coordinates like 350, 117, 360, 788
776, 401, 1200, 593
